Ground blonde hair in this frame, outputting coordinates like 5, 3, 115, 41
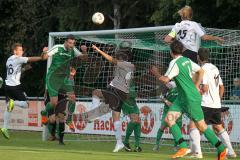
178, 6, 193, 20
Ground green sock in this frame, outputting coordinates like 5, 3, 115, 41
46, 102, 54, 112
134, 122, 141, 147
170, 123, 187, 148
57, 122, 65, 143
156, 129, 164, 145
203, 127, 225, 153
124, 122, 135, 144
47, 122, 56, 136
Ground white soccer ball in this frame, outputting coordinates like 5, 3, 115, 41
92, 12, 104, 25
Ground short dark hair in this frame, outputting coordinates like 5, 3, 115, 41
12, 43, 22, 52
170, 40, 183, 55
198, 48, 209, 61
66, 34, 75, 41
116, 50, 129, 61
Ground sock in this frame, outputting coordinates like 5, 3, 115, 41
66, 101, 75, 124
189, 128, 202, 154
170, 123, 188, 148
134, 122, 141, 147
46, 103, 54, 112
57, 122, 65, 143
124, 121, 135, 144
3, 110, 10, 129
114, 121, 122, 144
14, 101, 28, 109
218, 130, 235, 155
92, 96, 100, 108
48, 122, 56, 137
156, 129, 164, 145
203, 127, 225, 153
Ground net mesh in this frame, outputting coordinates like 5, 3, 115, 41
48, 26, 240, 153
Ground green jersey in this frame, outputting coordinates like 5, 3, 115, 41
47, 44, 82, 76
164, 56, 201, 103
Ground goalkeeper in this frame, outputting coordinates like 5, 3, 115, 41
153, 81, 182, 151
122, 82, 141, 152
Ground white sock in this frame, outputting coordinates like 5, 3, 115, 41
189, 128, 202, 154
14, 101, 28, 109
92, 96, 100, 108
3, 110, 10, 129
218, 130, 235, 155
114, 121, 122, 144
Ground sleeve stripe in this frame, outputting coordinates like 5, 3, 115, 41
165, 62, 177, 77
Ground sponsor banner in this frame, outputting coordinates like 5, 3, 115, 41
0, 100, 239, 142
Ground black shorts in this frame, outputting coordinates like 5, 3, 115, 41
202, 106, 222, 125
183, 49, 198, 63
102, 86, 128, 113
5, 85, 27, 102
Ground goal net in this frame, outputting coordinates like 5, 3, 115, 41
45, 26, 240, 153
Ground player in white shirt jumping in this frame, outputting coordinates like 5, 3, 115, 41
1, 43, 44, 139
189, 48, 237, 159
164, 6, 224, 63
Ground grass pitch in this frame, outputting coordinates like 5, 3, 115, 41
0, 131, 218, 160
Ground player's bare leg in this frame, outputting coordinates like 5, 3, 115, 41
112, 111, 124, 152
213, 124, 237, 158
165, 111, 191, 159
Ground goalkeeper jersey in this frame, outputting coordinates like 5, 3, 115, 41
47, 44, 82, 76
164, 56, 201, 103
168, 20, 205, 52
110, 61, 135, 93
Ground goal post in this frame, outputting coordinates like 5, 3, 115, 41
44, 25, 240, 153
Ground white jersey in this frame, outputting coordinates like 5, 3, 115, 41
5, 55, 28, 86
168, 20, 205, 52
201, 63, 223, 108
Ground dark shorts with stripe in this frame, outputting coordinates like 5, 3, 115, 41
5, 84, 27, 102
102, 86, 128, 113
202, 106, 222, 125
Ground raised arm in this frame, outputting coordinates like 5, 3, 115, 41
27, 57, 43, 62
201, 35, 224, 44
92, 45, 117, 65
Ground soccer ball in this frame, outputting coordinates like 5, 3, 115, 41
92, 12, 104, 25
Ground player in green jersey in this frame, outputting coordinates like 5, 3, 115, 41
122, 82, 141, 152
153, 81, 182, 151
150, 40, 227, 160
42, 34, 87, 145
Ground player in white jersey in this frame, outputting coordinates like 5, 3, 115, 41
91, 45, 135, 152
164, 6, 224, 63
1, 43, 44, 139
189, 48, 237, 159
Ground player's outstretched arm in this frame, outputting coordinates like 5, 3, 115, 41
150, 65, 170, 84
92, 45, 117, 64
201, 34, 224, 44
27, 56, 43, 62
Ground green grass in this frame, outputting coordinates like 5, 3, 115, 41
0, 131, 218, 160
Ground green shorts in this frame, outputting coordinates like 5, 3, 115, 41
168, 98, 204, 122
161, 105, 182, 128
122, 97, 140, 115
46, 72, 74, 97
